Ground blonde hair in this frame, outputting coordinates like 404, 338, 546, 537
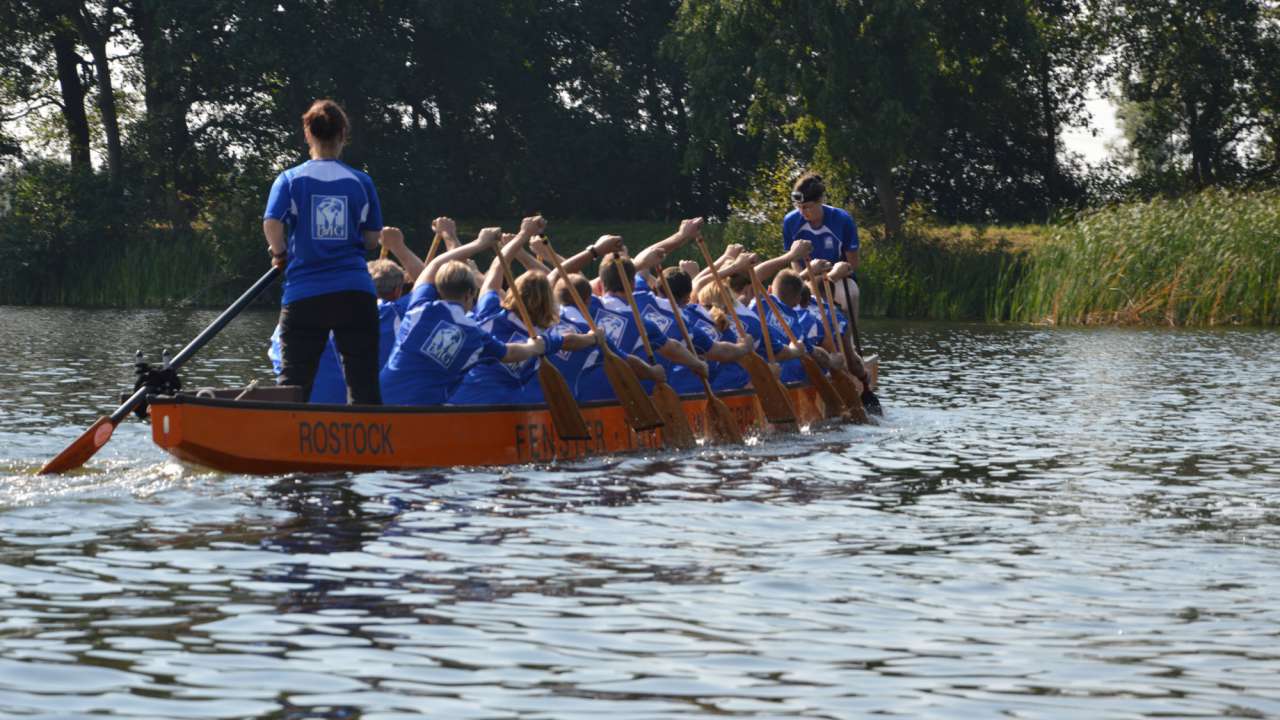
367, 259, 406, 299
696, 283, 730, 333
502, 271, 558, 329
435, 260, 477, 301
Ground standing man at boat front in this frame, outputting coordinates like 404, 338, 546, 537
782, 172, 860, 320
263, 99, 384, 404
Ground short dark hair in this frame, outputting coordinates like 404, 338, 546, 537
556, 273, 592, 309
792, 171, 825, 203
599, 254, 636, 294
662, 267, 692, 305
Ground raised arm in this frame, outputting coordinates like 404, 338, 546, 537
633, 217, 703, 273
418, 226, 501, 289
755, 239, 812, 284
542, 234, 623, 286
378, 227, 425, 281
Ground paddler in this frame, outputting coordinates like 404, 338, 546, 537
379, 227, 547, 405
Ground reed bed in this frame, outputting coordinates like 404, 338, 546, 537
1003, 189, 1280, 326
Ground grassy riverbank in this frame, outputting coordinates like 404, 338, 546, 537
999, 189, 1280, 326
3, 190, 1276, 327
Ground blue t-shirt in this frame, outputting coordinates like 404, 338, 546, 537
264, 159, 382, 304
379, 284, 508, 406
268, 325, 346, 403
684, 305, 750, 392
578, 294, 668, 402
630, 274, 684, 377
448, 291, 566, 405
732, 300, 788, 363
782, 205, 859, 263
751, 294, 811, 383
544, 300, 630, 402
666, 305, 716, 395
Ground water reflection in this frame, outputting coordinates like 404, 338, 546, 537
1, 307, 1280, 717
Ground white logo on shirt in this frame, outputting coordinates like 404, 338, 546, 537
313, 195, 348, 240
421, 323, 464, 368
694, 319, 720, 341
642, 305, 671, 335
596, 312, 626, 348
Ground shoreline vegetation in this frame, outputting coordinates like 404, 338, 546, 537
1, 188, 1276, 327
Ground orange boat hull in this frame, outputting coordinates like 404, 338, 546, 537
150, 357, 878, 474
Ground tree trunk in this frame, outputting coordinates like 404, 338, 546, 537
129, 0, 196, 230
51, 24, 91, 170
72, 3, 123, 185
1038, 53, 1060, 218
872, 162, 902, 239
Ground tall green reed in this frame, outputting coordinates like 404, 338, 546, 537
1004, 189, 1280, 326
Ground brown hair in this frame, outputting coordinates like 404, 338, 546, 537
367, 259, 406, 300
503, 271, 557, 329
435, 260, 478, 301
696, 284, 730, 333
599, 254, 635, 294
793, 171, 825, 203
556, 273, 592, 310
662, 267, 692, 305
728, 272, 750, 294
302, 99, 349, 145
771, 268, 804, 306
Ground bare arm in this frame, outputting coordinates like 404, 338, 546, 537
560, 330, 599, 352
263, 219, 288, 270
543, 234, 622, 286
379, 227, 425, 281
845, 248, 860, 273
704, 340, 748, 363
418, 227, 500, 289
634, 217, 703, 273
755, 239, 811, 284
479, 256, 504, 295
625, 355, 666, 384
501, 337, 546, 363
657, 337, 709, 377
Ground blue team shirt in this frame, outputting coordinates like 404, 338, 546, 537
448, 291, 566, 405
751, 294, 811, 383
782, 205, 859, 262
578, 294, 668, 402
733, 300, 788, 362
379, 284, 508, 405
684, 305, 750, 392
666, 305, 717, 396
545, 300, 631, 402
264, 159, 382, 304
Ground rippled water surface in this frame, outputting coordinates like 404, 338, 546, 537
1, 305, 1279, 718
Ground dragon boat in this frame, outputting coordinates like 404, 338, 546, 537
148, 356, 877, 474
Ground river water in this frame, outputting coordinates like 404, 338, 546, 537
0, 305, 1278, 718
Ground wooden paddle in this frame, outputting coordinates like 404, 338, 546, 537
495, 250, 592, 442
693, 236, 797, 426
825, 276, 881, 417
40, 266, 283, 474
747, 267, 847, 421
613, 259, 697, 449
543, 247, 663, 432
813, 276, 870, 424
655, 268, 743, 445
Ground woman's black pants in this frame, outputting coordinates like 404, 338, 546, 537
278, 290, 382, 404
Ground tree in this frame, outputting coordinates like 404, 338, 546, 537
1104, 0, 1280, 188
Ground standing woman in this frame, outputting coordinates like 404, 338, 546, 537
781, 172, 860, 319
263, 99, 383, 404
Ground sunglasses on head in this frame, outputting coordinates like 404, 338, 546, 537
792, 191, 818, 204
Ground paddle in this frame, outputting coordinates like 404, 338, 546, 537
613, 259, 697, 450
495, 249, 592, 442
813, 276, 870, 424
543, 247, 663, 432
824, 277, 882, 417
40, 265, 283, 475
747, 267, 847, 421
693, 236, 797, 426
655, 267, 743, 445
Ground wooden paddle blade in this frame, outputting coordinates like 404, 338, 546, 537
830, 368, 870, 424
651, 382, 697, 449
736, 353, 796, 425
704, 393, 744, 445
801, 355, 846, 420
39, 416, 116, 474
538, 363, 592, 441
603, 352, 664, 431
